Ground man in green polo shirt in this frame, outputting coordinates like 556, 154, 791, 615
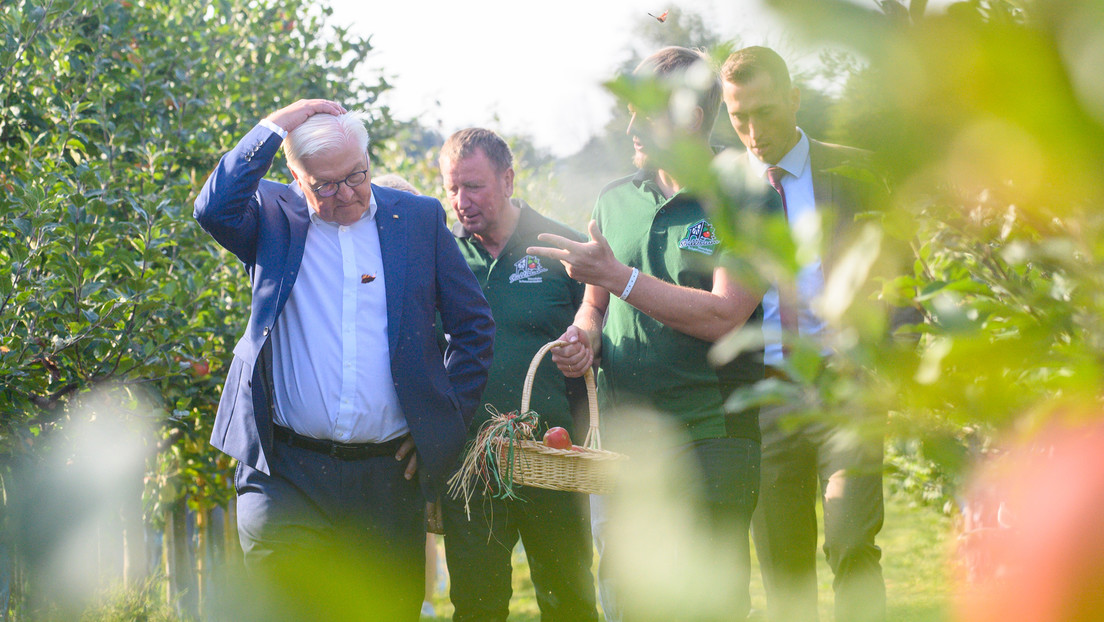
438, 128, 598, 622
528, 47, 768, 620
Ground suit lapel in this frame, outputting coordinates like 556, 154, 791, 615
373, 186, 407, 359
810, 139, 835, 212
809, 140, 854, 275
276, 182, 311, 308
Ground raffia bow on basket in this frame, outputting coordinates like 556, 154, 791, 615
447, 340, 628, 515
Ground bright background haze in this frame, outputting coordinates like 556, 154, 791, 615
329, 0, 787, 157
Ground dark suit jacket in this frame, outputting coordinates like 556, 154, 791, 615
193, 124, 494, 497
807, 138, 881, 277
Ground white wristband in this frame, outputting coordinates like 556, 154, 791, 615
619, 267, 639, 300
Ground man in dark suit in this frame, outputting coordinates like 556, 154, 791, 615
194, 98, 494, 621
721, 47, 886, 622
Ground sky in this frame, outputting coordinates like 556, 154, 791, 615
327, 0, 791, 157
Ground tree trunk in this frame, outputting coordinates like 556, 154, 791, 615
171, 502, 198, 620
10, 543, 22, 621
121, 476, 146, 587
226, 496, 240, 565
195, 508, 207, 612
163, 509, 175, 605
1, 541, 14, 622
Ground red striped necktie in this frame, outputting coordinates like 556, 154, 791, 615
766, 166, 799, 349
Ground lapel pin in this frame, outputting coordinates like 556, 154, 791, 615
393, 214, 399, 219
361, 274, 376, 284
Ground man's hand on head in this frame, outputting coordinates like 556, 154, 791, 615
265, 99, 346, 134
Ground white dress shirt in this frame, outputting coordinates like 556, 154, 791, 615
270, 190, 408, 443
746, 129, 829, 366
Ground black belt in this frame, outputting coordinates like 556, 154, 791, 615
273, 425, 405, 460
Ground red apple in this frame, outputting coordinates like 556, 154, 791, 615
542, 427, 572, 450
190, 359, 210, 377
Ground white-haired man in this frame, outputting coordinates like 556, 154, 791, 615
194, 98, 494, 620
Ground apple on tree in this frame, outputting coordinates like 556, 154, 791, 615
190, 359, 210, 377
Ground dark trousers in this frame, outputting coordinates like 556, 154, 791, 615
594, 437, 760, 622
752, 405, 885, 622
681, 437, 760, 620
442, 485, 598, 622
233, 438, 425, 622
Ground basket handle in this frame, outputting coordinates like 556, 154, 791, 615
520, 340, 602, 450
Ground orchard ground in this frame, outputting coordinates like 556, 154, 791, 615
422, 486, 952, 621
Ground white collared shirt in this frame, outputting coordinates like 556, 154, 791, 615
746, 129, 828, 366
269, 189, 408, 443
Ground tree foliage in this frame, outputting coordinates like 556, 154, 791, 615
0, 0, 390, 522
604, 0, 1104, 509
769, 0, 1104, 500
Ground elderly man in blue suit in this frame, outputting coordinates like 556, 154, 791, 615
194, 98, 494, 621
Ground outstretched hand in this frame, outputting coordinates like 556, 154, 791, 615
527, 220, 627, 291
265, 99, 347, 134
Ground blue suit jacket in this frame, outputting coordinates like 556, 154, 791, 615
193, 124, 494, 497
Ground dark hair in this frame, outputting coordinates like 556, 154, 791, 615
439, 128, 513, 173
721, 46, 793, 93
634, 46, 722, 137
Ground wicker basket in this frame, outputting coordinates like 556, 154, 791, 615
495, 340, 627, 494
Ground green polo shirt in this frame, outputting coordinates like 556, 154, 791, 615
593, 170, 763, 444
453, 200, 587, 438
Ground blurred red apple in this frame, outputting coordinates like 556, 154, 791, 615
190, 359, 210, 377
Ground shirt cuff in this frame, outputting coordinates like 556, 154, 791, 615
259, 118, 288, 139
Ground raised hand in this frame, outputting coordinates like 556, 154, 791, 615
265, 99, 347, 133
527, 220, 629, 292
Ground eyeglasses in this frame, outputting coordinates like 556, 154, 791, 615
311, 168, 369, 198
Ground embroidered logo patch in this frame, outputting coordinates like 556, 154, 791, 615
509, 255, 548, 283
678, 219, 721, 255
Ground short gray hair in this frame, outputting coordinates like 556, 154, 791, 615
284, 111, 370, 169
373, 173, 419, 195
439, 128, 513, 174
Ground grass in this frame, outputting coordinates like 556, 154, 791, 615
422, 489, 954, 621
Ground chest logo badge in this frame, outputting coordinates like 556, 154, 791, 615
679, 219, 721, 255
509, 254, 548, 283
